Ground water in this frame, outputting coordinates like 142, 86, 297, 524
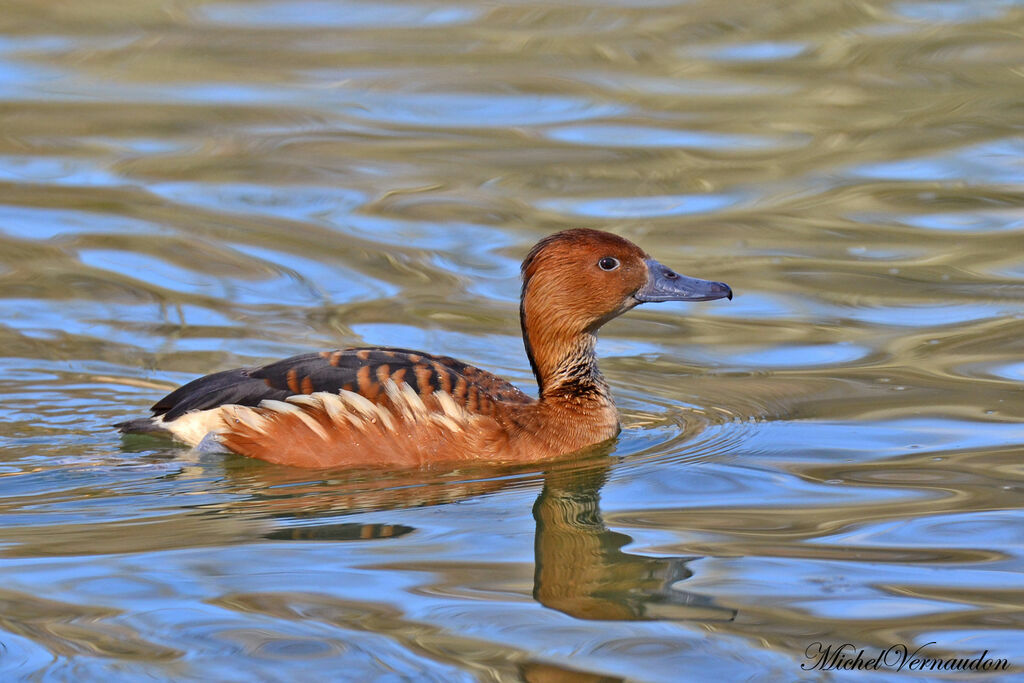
1, 0, 1023, 679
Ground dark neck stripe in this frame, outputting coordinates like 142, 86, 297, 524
541, 337, 610, 401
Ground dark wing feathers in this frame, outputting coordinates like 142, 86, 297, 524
152, 347, 532, 422
152, 366, 295, 421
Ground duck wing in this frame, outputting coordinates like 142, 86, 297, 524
151, 346, 533, 422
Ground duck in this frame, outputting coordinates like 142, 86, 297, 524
117, 229, 732, 468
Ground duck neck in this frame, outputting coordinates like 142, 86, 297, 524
515, 289, 621, 455
518, 328, 620, 455
520, 307, 611, 405
537, 333, 611, 402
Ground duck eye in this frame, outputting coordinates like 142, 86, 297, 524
598, 257, 620, 271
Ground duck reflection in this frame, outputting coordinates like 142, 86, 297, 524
263, 522, 415, 542
237, 452, 734, 623
532, 461, 735, 622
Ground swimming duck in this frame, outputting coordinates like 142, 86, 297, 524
118, 229, 731, 468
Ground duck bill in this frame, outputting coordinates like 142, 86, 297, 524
635, 258, 733, 303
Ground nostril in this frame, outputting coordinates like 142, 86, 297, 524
664, 269, 678, 279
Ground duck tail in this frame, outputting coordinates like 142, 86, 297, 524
114, 418, 171, 437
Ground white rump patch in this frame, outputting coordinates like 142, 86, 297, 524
156, 409, 227, 446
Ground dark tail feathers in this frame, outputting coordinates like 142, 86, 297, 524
114, 418, 171, 437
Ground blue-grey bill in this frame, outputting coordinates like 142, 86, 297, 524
635, 258, 733, 303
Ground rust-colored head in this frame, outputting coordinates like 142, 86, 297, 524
521, 228, 731, 335
519, 229, 731, 394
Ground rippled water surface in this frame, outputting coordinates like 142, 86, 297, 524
2, 0, 1023, 680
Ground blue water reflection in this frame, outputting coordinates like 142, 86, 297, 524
852, 138, 1024, 184
537, 192, 744, 218
203, 1, 480, 28
545, 124, 794, 150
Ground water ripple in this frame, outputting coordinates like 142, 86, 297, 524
338, 92, 625, 129
536, 192, 745, 218
544, 123, 799, 150
202, 1, 482, 29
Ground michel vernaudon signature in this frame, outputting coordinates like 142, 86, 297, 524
801, 642, 1010, 673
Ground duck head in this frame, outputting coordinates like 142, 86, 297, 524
520, 228, 732, 396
